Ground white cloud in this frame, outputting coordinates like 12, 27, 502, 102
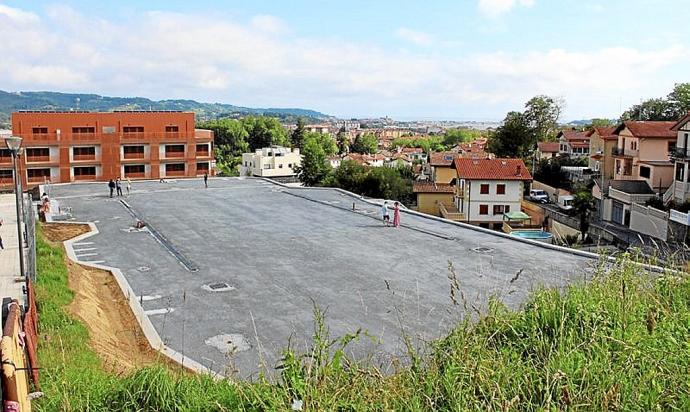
478, 0, 535, 17
0, 4, 686, 119
394, 27, 433, 46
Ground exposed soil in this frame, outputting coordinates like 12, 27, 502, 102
41, 223, 91, 242
41, 223, 176, 375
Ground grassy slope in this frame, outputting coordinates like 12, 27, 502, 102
35, 229, 690, 411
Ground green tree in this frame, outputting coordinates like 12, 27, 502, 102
668, 82, 690, 114
351, 133, 378, 154
589, 118, 614, 128
442, 128, 477, 147
305, 131, 337, 156
291, 118, 306, 149
336, 127, 350, 154
573, 190, 595, 242
295, 135, 331, 186
241, 116, 289, 150
197, 119, 250, 176
621, 83, 690, 121
487, 111, 535, 158
524, 95, 564, 142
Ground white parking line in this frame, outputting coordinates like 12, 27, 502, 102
82, 260, 105, 264
73, 242, 94, 246
144, 308, 174, 316
76, 252, 98, 257
74, 247, 97, 252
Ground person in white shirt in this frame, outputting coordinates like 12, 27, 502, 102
380, 202, 391, 226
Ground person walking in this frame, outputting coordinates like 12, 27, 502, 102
203, 172, 208, 188
0, 216, 4, 250
380, 201, 390, 226
115, 178, 123, 197
108, 179, 116, 198
393, 201, 401, 228
126, 178, 132, 196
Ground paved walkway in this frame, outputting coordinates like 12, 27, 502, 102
0, 193, 25, 306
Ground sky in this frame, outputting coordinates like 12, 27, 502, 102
1, 0, 689, 121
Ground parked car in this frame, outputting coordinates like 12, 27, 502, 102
557, 195, 574, 212
529, 189, 549, 203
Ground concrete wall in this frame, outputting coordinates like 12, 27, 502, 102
434, 166, 456, 184
629, 203, 668, 241
521, 200, 545, 225
416, 193, 453, 216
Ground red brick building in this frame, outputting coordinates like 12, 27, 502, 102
1, 111, 214, 187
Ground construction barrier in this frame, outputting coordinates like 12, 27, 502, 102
1, 300, 31, 412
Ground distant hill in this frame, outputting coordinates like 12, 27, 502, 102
0, 90, 332, 127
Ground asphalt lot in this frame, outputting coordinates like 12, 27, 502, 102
49, 178, 597, 378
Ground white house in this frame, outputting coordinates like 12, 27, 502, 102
240, 146, 301, 177
669, 111, 690, 203
453, 158, 533, 230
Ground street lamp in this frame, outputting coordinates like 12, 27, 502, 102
4, 136, 26, 287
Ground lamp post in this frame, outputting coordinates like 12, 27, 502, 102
5, 136, 26, 286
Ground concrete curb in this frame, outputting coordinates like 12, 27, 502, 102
59, 221, 220, 377
256, 177, 674, 274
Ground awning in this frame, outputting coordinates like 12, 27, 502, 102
503, 211, 531, 221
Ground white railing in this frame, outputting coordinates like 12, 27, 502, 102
663, 181, 675, 205
669, 209, 690, 226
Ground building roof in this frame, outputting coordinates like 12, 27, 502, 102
592, 126, 617, 140
413, 182, 455, 193
453, 158, 532, 181
558, 130, 590, 141
537, 142, 559, 152
609, 179, 655, 195
613, 121, 676, 138
429, 152, 458, 166
671, 111, 690, 131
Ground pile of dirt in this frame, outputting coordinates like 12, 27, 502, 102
41, 223, 176, 375
41, 223, 91, 242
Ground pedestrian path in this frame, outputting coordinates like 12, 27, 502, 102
0, 193, 26, 306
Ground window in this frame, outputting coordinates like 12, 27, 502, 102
72, 127, 95, 134
0, 149, 10, 160
279, 164, 283, 168
73, 147, 95, 156
669, 141, 676, 153
630, 140, 637, 150
479, 204, 488, 215
123, 146, 145, 154
196, 144, 209, 153
505, 205, 510, 213
73, 166, 96, 176
196, 162, 209, 172
288, 163, 293, 168
165, 163, 185, 172
124, 164, 145, 175
27, 168, 51, 179
480, 184, 489, 194
32, 127, 48, 134
0, 170, 13, 181
165, 125, 179, 133
676, 163, 685, 182
493, 205, 504, 215
639, 165, 651, 179
123, 126, 144, 133
26, 148, 49, 158
496, 184, 506, 195
165, 145, 185, 153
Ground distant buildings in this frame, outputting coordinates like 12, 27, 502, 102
537, 141, 559, 159
557, 130, 591, 158
240, 146, 301, 178
1, 111, 214, 187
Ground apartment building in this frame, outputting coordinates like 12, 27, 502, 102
453, 158, 532, 229
2, 111, 214, 187
611, 121, 676, 192
240, 146, 301, 177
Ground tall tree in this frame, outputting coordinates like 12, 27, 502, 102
305, 131, 337, 156
487, 111, 535, 158
336, 127, 350, 154
442, 128, 477, 147
621, 83, 690, 121
242, 116, 289, 150
351, 132, 378, 154
573, 190, 595, 242
295, 135, 331, 186
291, 117, 306, 149
524, 95, 564, 142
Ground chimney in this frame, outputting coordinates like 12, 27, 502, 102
516, 165, 521, 176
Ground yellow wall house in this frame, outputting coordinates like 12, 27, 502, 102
413, 182, 456, 217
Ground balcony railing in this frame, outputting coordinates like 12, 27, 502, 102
0, 157, 11, 165
124, 172, 146, 178
0, 177, 14, 185
123, 152, 146, 160
14, 131, 197, 142
27, 175, 51, 183
72, 133, 97, 141
164, 151, 185, 159
26, 155, 51, 163
73, 154, 97, 161
611, 147, 626, 156
165, 170, 186, 177
670, 147, 690, 159
439, 202, 465, 221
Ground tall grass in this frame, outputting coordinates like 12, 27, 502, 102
35, 230, 690, 411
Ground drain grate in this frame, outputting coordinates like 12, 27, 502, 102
137, 266, 150, 272
203, 282, 236, 292
472, 246, 494, 254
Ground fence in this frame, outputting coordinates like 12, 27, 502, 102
23, 194, 37, 282
629, 203, 668, 241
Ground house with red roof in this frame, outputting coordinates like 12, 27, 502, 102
537, 141, 560, 160
611, 121, 676, 192
588, 126, 617, 180
453, 158, 532, 229
557, 130, 591, 158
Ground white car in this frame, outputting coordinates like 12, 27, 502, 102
529, 189, 549, 203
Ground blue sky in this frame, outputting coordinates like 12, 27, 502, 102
2, 1, 689, 120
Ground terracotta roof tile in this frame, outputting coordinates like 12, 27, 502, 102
429, 152, 458, 166
538, 142, 559, 152
453, 158, 532, 181
413, 182, 455, 193
614, 121, 676, 138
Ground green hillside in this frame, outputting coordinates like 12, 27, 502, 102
0, 90, 331, 127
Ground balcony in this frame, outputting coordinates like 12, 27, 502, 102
71, 133, 97, 141
164, 151, 185, 159
74, 174, 97, 181
165, 169, 186, 177
670, 147, 690, 160
27, 175, 51, 184
611, 147, 627, 157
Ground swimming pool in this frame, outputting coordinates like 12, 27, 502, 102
510, 230, 553, 243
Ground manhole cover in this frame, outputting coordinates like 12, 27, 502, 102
137, 266, 150, 272
205, 333, 251, 354
202, 282, 235, 292
472, 246, 494, 254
